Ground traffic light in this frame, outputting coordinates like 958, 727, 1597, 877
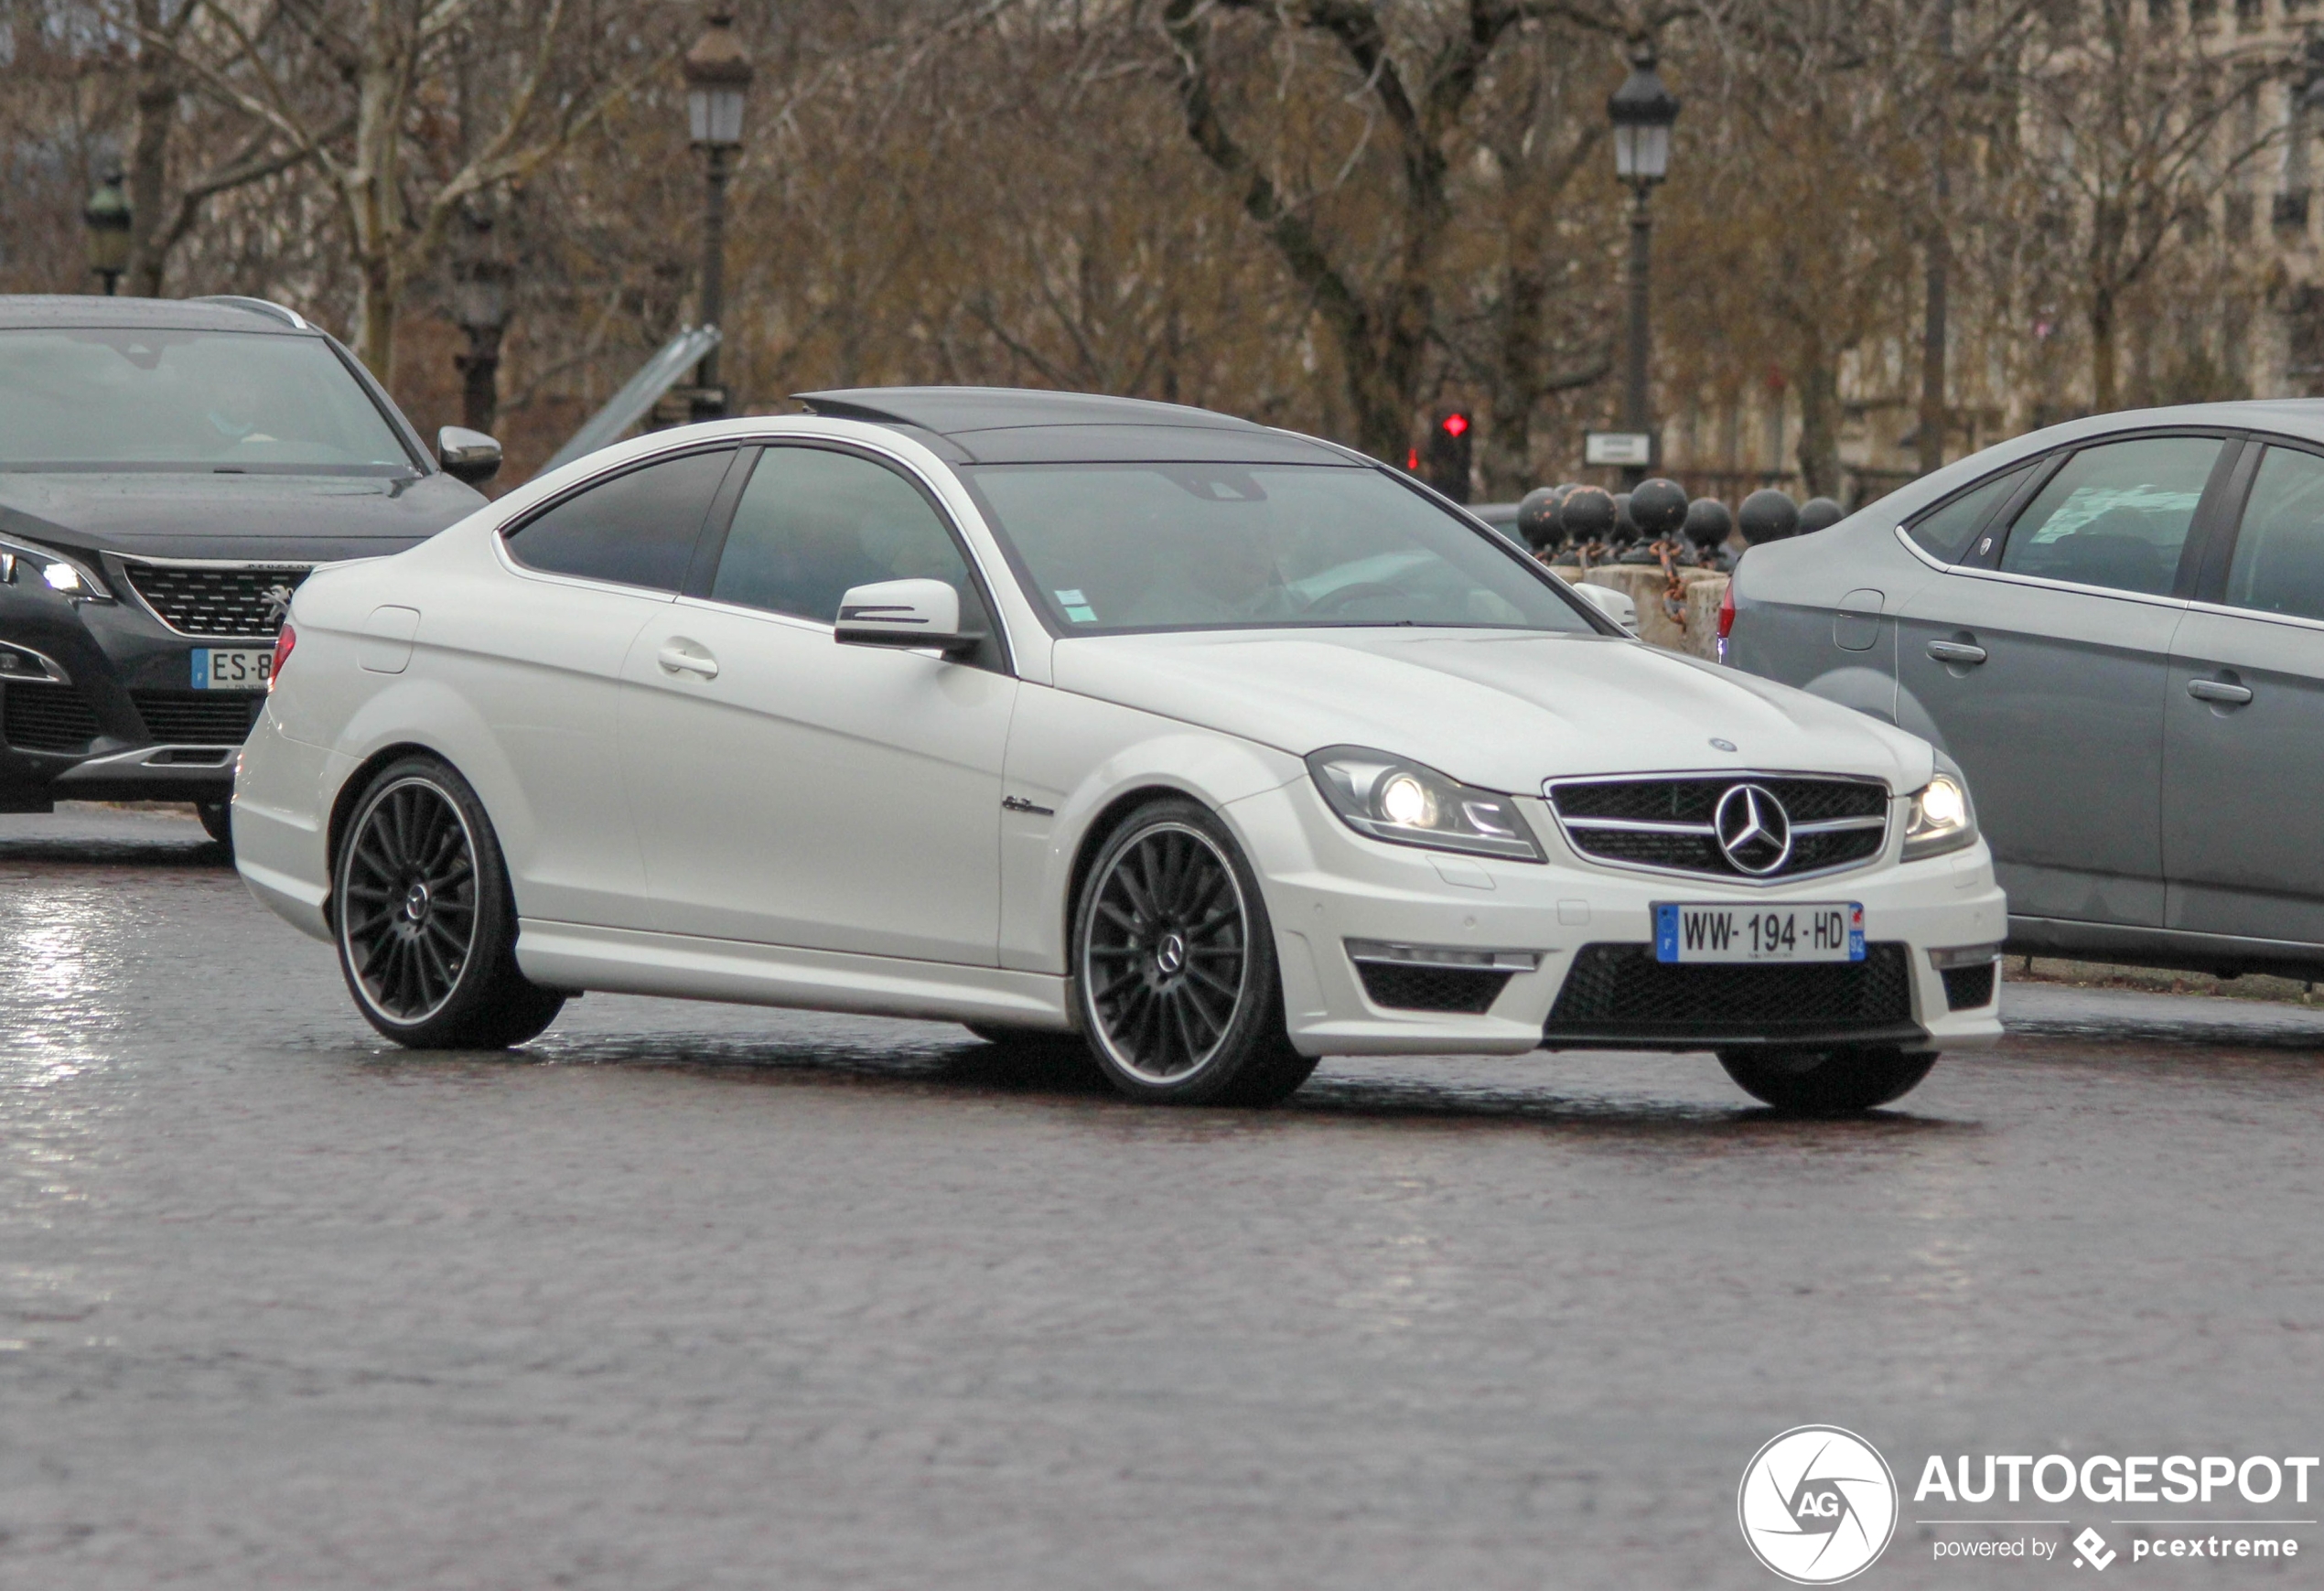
1424, 409, 1473, 503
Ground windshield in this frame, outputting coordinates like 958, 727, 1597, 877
0, 328, 414, 472
963, 462, 1594, 634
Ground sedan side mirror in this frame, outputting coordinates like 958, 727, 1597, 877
1570, 579, 1640, 636
834, 578, 979, 659
437, 425, 503, 486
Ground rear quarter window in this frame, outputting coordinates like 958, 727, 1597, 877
1904, 464, 2029, 563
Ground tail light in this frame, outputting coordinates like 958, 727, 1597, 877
1717, 581, 1737, 640
269, 622, 296, 692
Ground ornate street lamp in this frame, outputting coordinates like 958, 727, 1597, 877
683, 4, 753, 420
83, 167, 133, 296
1608, 47, 1680, 489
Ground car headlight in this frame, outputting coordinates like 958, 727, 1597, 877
1902, 768, 1977, 861
1307, 746, 1544, 862
0, 537, 111, 602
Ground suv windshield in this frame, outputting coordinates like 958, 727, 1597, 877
964, 461, 1594, 634
0, 328, 413, 472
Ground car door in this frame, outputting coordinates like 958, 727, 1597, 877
2163, 438, 2324, 946
619, 441, 1017, 964
1892, 434, 2230, 928
447, 445, 739, 929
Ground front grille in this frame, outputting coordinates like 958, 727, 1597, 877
1357, 962, 1515, 1014
1548, 776, 1888, 881
3, 683, 102, 753
1544, 942, 1914, 1044
122, 562, 308, 638
130, 689, 263, 745
1941, 962, 1997, 1011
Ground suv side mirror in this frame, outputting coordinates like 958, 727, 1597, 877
834, 579, 978, 659
437, 425, 503, 486
1571, 579, 1640, 635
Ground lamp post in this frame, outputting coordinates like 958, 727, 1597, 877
1607, 46, 1679, 489
83, 167, 132, 296
451, 210, 512, 434
683, 5, 752, 421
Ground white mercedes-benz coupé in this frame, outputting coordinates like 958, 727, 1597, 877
233, 388, 2004, 1113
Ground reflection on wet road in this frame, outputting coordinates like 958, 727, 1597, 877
4, 806, 2321, 1588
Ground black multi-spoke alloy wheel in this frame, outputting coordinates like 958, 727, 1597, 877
334, 756, 564, 1049
196, 800, 233, 849
1072, 798, 1317, 1106
1717, 1046, 1938, 1115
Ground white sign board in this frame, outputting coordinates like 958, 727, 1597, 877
1584, 430, 1656, 468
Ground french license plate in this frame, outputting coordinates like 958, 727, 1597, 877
1655, 901, 1864, 963
190, 647, 272, 691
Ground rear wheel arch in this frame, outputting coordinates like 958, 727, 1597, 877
326, 742, 459, 919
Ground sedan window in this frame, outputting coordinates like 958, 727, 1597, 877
1996, 436, 2220, 596
2224, 446, 2324, 622
504, 447, 733, 592
965, 462, 1593, 634
1906, 464, 2028, 562
711, 446, 988, 629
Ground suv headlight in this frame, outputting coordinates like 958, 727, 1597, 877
1902, 765, 1977, 861
1307, 746, 1544, 862
0, 537, 112, 602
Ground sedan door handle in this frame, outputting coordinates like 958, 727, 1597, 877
2187, 678, 2253, 706
656, 641, 719, 679
1925, 640, 1987, 665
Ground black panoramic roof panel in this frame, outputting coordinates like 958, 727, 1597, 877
797, 385, 1268, 438
0, 295, 307, 335
948, 424, 1357, 466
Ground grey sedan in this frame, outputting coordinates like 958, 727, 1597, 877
1727, 402, 2324, 979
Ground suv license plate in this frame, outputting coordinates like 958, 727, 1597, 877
1655, 902, 1864, 964
191, 647, 272, 691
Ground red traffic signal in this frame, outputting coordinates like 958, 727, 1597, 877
1423, 406, 1474, 503
1440, 412, 1470, 438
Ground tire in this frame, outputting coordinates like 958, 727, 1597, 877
1071, 797, 1318, 1106
1717, 1046, 1938, 1115
333, 756, 565, 1049
196, 800, 233, 849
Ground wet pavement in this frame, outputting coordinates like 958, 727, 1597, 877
3, 804, 2320, 1588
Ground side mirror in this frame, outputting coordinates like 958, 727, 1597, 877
834, 578, 978, 658
1571, 580, 1640, 636
437, 425, 502, 486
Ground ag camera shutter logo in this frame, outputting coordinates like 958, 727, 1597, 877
1738, 1425, 1899, 1584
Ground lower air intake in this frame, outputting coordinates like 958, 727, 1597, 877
1544, 942, 1915, 1046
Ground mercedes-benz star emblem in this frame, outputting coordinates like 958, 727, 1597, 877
1714, 782, 1792, 876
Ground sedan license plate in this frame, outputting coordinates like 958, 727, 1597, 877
191, 647, 272, 691
1655, 901, 1864, 963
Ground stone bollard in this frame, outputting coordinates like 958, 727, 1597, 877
1681, 574, 1728, 661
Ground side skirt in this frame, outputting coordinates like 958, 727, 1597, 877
515, 919, 1076, 1030
2007, 913, 2324, 982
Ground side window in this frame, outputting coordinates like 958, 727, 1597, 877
1996, 436, 2221, 596
504, 448, 733, 591
2224, 446, 2324, 622
1906, 464, 2030, 562
711, 446, 989, 631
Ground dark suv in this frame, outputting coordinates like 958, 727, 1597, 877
0, 295, 500, 841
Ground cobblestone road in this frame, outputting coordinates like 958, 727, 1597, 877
3, 806, 2320, 1588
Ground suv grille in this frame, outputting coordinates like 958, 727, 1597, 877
3, 683, 102, 753
1544, 942, 1914, 1044
1547, 776, 1888, 881
122, 562, 309, 638
130, 690, 264, 745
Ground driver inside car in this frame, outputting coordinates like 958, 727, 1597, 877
1118, 518, 1297, 626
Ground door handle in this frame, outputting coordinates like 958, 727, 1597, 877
2187, 678, 2253, 706
656, 641, 719, 679
1925, 640, 1987, 665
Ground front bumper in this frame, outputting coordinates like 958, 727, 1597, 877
1225, 779, 2007, 1059
1, 582, 268, 806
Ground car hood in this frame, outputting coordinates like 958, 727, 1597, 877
0, 470, 484, 563
1051, 629, 1937, 794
